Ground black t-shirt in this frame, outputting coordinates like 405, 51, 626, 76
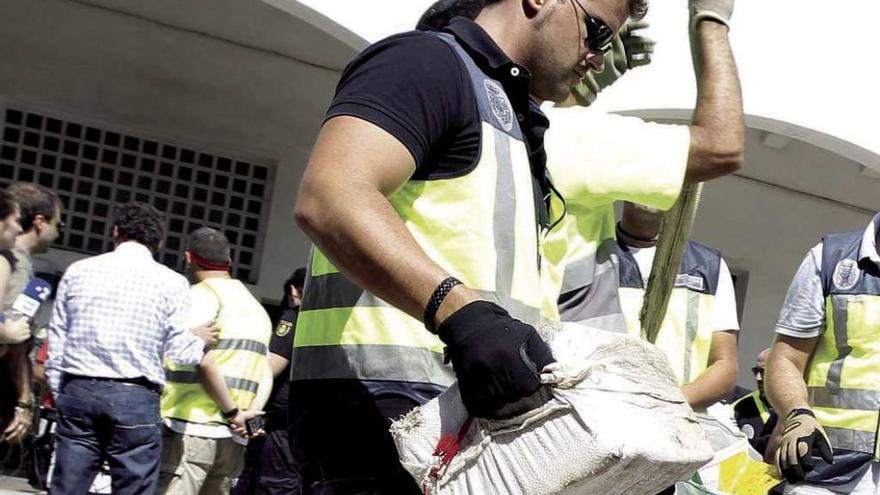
326, 18, 551, 192
265, 307, 297, 416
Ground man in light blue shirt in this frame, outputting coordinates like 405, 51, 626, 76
47, 202, 216, 495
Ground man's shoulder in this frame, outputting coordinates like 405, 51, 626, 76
151, 261, 188, 289
362, 30, 458, 59
342, 30, 463, 84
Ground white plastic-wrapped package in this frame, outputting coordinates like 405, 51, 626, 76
391, 322, 714, 495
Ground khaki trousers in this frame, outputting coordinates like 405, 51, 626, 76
158, 426, 245, 495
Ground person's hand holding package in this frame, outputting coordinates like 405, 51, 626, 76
438, 301, 555, 418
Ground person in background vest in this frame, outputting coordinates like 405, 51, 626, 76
615, 202, 740, 410
766, 213, 880, 493
733, 348, 779, 458
158, 227, 273, 495
291, 0, 649, 491
232, 267, 305, 495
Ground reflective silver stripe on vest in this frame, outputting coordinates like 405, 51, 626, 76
823, 426, 877, 454
490, 128, 520, 319
682, 290, 700, 382
301, 272, 392, 312
214, 339, 267, 355
558, 239, 626, 332
808, 386, 880, 411
560, 238, 619, 294
291, 344, 454, 385
826, 295, 853, 394
164, 370, 260, 394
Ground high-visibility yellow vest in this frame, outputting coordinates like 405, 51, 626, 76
292, 33, 562, 393
161, 278, 272, 424
545, 207, 624, 330
806, 223, 880, 459
617, 240, 722, 385
733, 389, 772, 424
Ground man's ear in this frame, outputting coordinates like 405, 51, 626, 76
184, 251, 192, 264
32, 214, 45, 232
523, 0, 554, 20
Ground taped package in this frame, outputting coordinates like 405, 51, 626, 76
391, 322, 715, 495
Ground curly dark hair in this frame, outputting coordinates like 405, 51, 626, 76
417, 0, 485, 30
6, 182, 61, 232
419, 0, 648, 30
0, 189, 17, 221
111, 202, 166, 251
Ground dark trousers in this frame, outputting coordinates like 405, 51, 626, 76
50, 376, 162, 495
287, 380, 422, 495
232, 428, 302, 495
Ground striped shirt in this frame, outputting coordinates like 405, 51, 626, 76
46, 241, 204, 393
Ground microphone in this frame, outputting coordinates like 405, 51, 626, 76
10, 277, 53, 321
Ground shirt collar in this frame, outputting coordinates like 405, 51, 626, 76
115, 241, 154, 258
445, 18, 524, 74
859, 212, 880, 266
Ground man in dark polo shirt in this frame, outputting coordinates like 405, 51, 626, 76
233, 269, 305, 495
292, 1, 647, 493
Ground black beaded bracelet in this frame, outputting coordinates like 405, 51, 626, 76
424, 276, 462, 333
221, 407, 239, 420
787, 408, 815, 420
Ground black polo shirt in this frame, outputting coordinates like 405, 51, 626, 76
325, 17, 551, 205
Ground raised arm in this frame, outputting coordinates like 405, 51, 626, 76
685, 0, 744, 183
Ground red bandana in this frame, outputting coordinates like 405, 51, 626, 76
189, 251, 230, 272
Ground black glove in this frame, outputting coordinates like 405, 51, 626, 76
775, 409, 834, 483
437, 301, 555, 418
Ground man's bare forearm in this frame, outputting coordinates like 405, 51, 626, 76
197, 351, 236, 412
766, 336, 816, 418
295, 119, 480, 327
681, 356, 738, 409
687, 21, 744, 182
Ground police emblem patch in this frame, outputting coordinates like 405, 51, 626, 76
674, 274, 704, 292
275, 320, 292, 337
483, 80, 514, 132
832, 258, 861, 291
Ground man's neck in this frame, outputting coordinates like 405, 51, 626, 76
14, 232, 38, 255
616, 223, 658, 249
195, 271, 230, 283
474, 8, 528, 67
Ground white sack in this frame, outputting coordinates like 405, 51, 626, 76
391, 322, 714, 495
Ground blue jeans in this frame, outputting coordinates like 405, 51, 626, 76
50, 377, 162, 495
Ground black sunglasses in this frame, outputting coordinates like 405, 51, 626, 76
571, 0, 614, 54
751, 366, 764, 375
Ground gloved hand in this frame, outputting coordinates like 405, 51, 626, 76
437, 301, 555, 418
571, 20, 655, 107
689, 0, 734, 30
775, 409, 834, 483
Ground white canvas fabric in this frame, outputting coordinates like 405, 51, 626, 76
391, 322, 714, 495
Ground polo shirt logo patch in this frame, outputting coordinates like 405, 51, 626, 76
833, 258, 861, 291
275, 320, 293, 337
483, 80, 513, 132
674, 274, 704, 292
